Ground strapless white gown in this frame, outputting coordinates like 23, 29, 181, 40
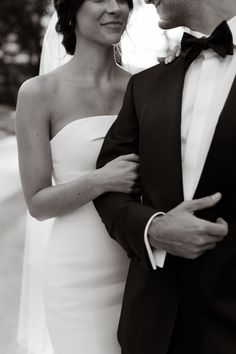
42, 115, 129, 354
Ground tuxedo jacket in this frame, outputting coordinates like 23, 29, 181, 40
95, 56, 236, 354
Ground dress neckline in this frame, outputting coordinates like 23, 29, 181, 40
50, 115, 116, 143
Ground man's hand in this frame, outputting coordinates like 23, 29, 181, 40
148, 193, 228, 259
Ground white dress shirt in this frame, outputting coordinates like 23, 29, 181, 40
145, 16, 236, 269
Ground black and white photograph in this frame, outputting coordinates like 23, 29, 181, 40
1, 0, 236, 353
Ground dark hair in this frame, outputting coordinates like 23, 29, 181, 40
53, 0, 133, 55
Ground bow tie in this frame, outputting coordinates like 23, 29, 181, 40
181, 21, 234, 66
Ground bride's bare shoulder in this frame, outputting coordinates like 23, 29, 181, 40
16, 72, 61, 133
18, 70, 59, 99
16, 70, 63, 123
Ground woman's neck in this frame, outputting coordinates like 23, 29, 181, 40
67, 38, 118, 85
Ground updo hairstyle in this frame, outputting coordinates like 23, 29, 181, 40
53, 0, 133, 56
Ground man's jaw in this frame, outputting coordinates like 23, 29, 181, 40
145, 0, 161, 7
153, 0, 161, 7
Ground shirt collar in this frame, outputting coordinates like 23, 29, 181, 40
227, 16, 236, 46
188, 28, 206, 39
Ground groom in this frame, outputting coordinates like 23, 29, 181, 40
95, 0, 236, 353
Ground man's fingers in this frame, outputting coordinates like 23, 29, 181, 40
216, 217, 229, 235
216, 217, 228, 226
181, 192, 222, 213
203, 219, 228, 237
119, 153, 139, 161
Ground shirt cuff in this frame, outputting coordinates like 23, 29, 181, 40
144, 212, 167, 270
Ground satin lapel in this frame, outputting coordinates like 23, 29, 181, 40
141, 57, 186, 210
194, 73, 236, 200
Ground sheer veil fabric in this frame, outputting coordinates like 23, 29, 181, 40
17, 214, 54, 354
39, 13, 71, 75
17, 13, 71, 354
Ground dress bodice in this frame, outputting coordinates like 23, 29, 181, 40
50, 115, 116, 184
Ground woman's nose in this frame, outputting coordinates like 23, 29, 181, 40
107, 0, 121, 13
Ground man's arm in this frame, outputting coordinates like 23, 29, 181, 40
95, 76, 157, 270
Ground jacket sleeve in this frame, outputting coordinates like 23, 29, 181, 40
94, 75, 157, 270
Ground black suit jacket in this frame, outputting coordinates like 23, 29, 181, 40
95, 56, 236, 354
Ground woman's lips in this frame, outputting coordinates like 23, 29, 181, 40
101, 21, 123, 29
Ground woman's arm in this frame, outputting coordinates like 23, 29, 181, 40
16, 78, 139, 221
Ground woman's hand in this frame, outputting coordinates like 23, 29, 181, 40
158, 43, 181, 64
99, 153, 140, 194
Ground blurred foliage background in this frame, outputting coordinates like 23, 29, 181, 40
0, 0, 52, 107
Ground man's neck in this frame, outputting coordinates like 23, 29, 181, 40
188, 3, 236, 35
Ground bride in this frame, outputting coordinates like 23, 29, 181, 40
15, 0, 140, 353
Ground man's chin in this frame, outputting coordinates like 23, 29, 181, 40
158, 19, 172, 30
158, 18, 180, 30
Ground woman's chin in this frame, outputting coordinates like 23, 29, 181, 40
101, 35, 123, 46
